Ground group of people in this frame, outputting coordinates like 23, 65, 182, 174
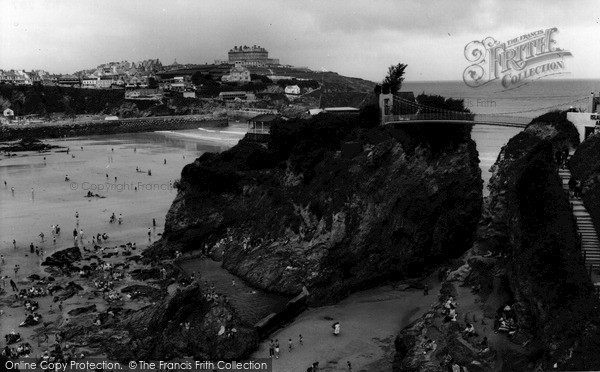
109, 212, 123, 225
442, 296, 458, 322
568, 176, 583, 198
554, 147, 570, 169
268, 335, 305, 358
495, 304, 518, 336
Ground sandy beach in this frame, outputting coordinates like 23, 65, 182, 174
0, 126, 245, 359
251, 279, 441, 372
3, 125, 441, 370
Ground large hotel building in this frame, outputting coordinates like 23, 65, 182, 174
224, 45, 280, 66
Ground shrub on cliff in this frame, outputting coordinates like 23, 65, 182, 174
528, 110, 580, 146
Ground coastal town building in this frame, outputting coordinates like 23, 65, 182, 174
284, 85, 301, 95
58, 74, 81, 86
0, 70, 33, 85
566, 91, 600, 142
97, 76, 115, 89
218, 91, 256, 101
82, 75, 99, 89
217, 45, 280, 67
221, 62, 251, 83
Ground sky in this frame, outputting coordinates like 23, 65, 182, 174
1, 0, 599, 82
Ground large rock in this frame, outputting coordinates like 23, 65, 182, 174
151, 120, 483, 305
42, 247, 82, 267
68, 305, 97, 316
105, 284, 258, 361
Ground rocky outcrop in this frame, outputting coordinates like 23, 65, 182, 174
393, 112, 600, 371
42, 247, 81, 267
0, 138, 61, 152
150, 116, 483, 304
104, 284, 257, 361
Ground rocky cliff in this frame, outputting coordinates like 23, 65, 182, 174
148, 114, 483, 304
393, 111, 600, 371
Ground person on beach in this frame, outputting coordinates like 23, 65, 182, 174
39, 232, 44, 242
10, 279, 18, 292
106, 173, 109, 179
269, 340, 274, 358
288, 338, 293, 352
0, 255, 4, 265
299, 334, 303, 345
274, 340, 280, 359
73, 228, 78, 242
65, 175, 69, 181
347, 361, 352, 371
30, 243, 34, 253
80, 229, 84, 240
118, 214, 123, 224
153, 218, 156, 228
332, 322, 340, 336
13, 239, 16, 250
164, 158, 166, 165
114, 176, 117, 182
148, 228, 151, 240
13, 265, 19, 276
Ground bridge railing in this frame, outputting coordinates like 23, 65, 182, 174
383, 113, 531, 127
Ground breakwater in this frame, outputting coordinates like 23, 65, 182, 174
0, 116, 228, 141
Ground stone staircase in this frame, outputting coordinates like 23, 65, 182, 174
558, 167, 600, 274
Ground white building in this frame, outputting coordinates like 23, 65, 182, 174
82, 76, 99, 89
566, 92, 600, 143
284, 85, 301, 95
221, 62, 251, 83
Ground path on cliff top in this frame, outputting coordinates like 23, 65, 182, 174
251, 278, 442, 372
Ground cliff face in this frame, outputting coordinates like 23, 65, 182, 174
393, 112, 600, 371
150, 116, 483, 304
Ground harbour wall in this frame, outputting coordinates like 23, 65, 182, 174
0, 116, 228, 141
